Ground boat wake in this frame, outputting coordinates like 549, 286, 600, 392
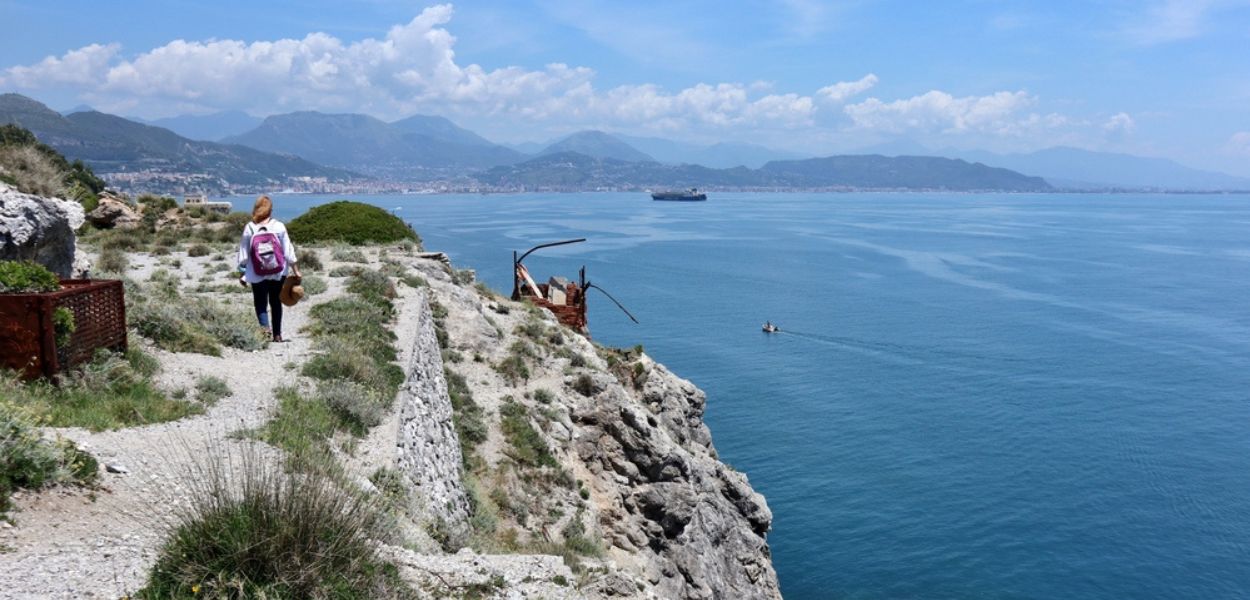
778, 329, 1026, 366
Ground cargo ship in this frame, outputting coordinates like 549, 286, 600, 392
651, 188, 707, 201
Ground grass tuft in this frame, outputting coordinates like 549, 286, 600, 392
138, 444, 413, 599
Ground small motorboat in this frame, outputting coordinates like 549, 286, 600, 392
762, 321, 779, 333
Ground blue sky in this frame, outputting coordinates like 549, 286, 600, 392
2, 0, 1248, 175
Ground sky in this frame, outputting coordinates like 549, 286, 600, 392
1, 0, 1248, 175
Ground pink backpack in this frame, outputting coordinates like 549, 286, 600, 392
249, 225, 286, 276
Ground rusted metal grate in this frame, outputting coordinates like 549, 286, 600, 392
0, 279, 127, 380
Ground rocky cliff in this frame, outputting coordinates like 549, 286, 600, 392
390, 257, 781, 599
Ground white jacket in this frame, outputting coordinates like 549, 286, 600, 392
237, 219, 297, 283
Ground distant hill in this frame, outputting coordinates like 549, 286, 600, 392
0, 93, 351, 189
479, 152, 757, 189
224, 111, 523, 172
758, 155, 1052, 191
952, 147, 1250, 190
618, 135, 803, 168
140, 110, 263, 141
540, 131, 655, 162
60, 104, 97, 115
479, 151, 1052, 191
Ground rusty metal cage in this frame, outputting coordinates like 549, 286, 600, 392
0, 279, 127, 380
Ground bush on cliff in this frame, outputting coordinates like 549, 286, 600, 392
0, 124, 105, 209
287, 201, 420, 246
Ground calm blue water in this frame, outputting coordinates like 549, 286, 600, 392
257, 192, 1250, 599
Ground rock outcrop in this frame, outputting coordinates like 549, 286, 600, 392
86, 195, 141, 229
571, 361, 779, 599
394, 256, 782, 599
395, 291, 471, 537
0, 182, 85, 277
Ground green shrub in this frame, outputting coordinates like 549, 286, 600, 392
499, 401, 558, 469
533, 388, 555, 404
0, 260, 59, 293
96, 247, 129, 274
259, 387, 339, 466
303, 337, 401, 399
328, 265, 362, 278
137, 194, 178, 213
331, 246, 368, 263
495, 355, 529, 384
225, 212, 251, 228
301, 275, 328, 296
445, 368, 486, 471
138, 446, 411, 599
130, 294, 267, 356
1, 400, 98, 518
0, 144, 66, 199
348, 270, 395, 303
296, 249, 323, 271
0, 125, 104, 209
52, 307, 75, 348
287, 201, 419, 246
317, 380, 386, 435
399, 274, 426, 288
194, 376, 231, 405
571, 374, 596, 397
186, 243, 211, 257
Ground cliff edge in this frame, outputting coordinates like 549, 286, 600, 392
391, 256, 780, 599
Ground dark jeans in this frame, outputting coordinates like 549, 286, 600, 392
251, 277, 285, 337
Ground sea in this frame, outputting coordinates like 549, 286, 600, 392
255, 191, 1250, 599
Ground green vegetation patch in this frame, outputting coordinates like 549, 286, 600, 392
0, 124, 105, 208
1, 399, 98, 520
260, 270, 404, 470
287, 201, 420, 246
128, 277, 268, 356
499, 400, 558, 469
445, 368, 487, 471
0, 260, 59, 293
138, 448, 413, 599
0, 349, 201, 432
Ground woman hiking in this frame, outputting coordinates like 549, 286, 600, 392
238, 195, 300, 342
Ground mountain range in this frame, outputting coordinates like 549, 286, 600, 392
617, 135, 804, 168
9, 92, 1248, 192
0, 94, 350, 190
222, 111, 524, 173
857, 141, 1250, 191
951, 147, 1250, 190
478, 152, 1053, 192
137, 111, 263, 142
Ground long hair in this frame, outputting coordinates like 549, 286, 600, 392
252, 195, 272, 224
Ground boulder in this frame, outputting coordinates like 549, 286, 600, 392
86, 196, 142, 230
0, 182, 85, 278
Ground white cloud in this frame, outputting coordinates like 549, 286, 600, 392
0, 5, 819, 130
1119, 0, 1250, 45
843, 90, 1038, 135
1, 43, 120, 88
1228, 131, 1250, 156
0, 5, 1130, 153
817, 74, 877, 104
1103, 112, 1136, 135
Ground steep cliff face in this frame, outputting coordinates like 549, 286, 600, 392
571, 362, 778, 599
392, 257, 780, 599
